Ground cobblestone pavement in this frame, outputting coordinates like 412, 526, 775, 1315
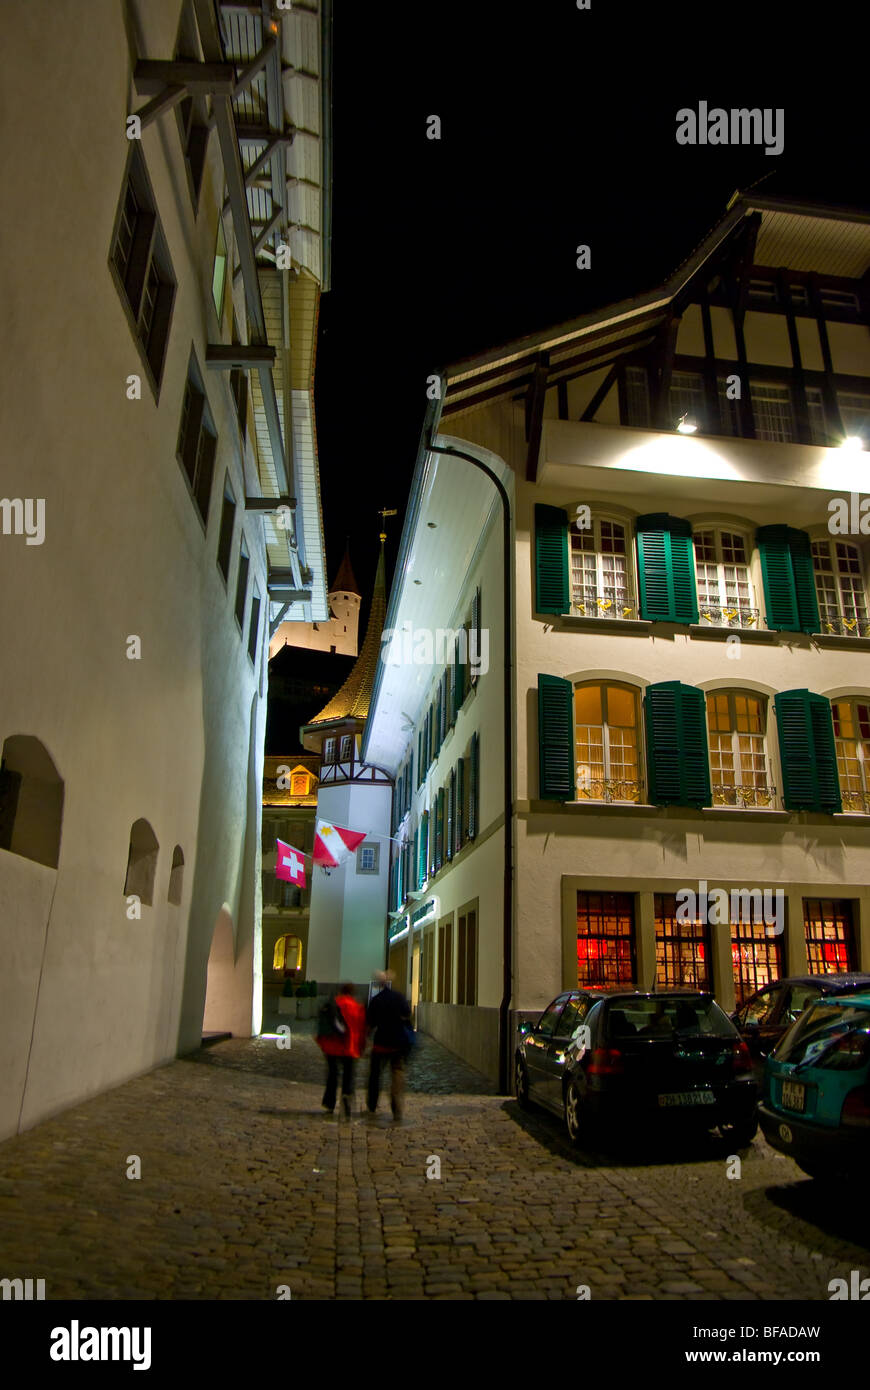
0, 1023, 868, 1300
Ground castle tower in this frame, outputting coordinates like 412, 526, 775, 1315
300, 543, 392, 988
269, 541, 361, 659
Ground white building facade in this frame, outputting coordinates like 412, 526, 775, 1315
0, 0, 331, 1138
364, 193, 870, 1089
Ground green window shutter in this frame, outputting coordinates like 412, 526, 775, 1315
435, 787, 445, 870
446, 768, 455, 861
419, 812, 429, 885
534, 504, 569, 614
417, 731, 423, 787
471, 588, 481, 686
412, 828, 419, 889
435, 687, 442, 755
788, 528, 821, 634
775, 690, 842, 812
455, 758, 465, 850
468, 733, 480, 838
538, 674, 574, 801
635, 515, 698, 623
452, 636, 463, 715
757, 525, 799, 630
644, 681, 711, 807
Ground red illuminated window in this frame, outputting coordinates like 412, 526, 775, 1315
576, 892, 635, 989
803, 899, 856, 975
654, 894, 711, 991
731, 918, 784, 1007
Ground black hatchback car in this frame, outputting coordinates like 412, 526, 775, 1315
516, 990, 758, 1148
732, 973, 870, 1071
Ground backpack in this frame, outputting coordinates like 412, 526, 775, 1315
317, 996, 347, 1040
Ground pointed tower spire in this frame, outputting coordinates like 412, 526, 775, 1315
329, 539, 360, 596
307, 542, 386, 726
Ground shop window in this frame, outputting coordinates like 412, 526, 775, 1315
654, 893, 711, 991
576, 892, 635, 990
437, 915, 453, 1002
457, 904, 478, 1005
803, 899, 857, 974
731, 919, 784, 1008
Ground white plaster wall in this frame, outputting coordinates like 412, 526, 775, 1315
307, 780, 392, 984
0, 2, 267, 1135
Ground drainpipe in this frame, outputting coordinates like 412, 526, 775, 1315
426, 434, 514, 1096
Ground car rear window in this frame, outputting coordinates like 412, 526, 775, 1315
605, 997, 734, 1038
774, 1001, 870, 1066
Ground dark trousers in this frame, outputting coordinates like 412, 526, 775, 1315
367, 1050, 405, 1115
323, 1055, 355, 1111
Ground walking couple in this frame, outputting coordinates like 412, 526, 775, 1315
316, 970, 413, 1122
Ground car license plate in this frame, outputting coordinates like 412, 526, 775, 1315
781, 1080, 806, 1113
658, 1091, 716, 1107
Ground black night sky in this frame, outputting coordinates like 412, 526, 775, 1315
314, 0, 866, 611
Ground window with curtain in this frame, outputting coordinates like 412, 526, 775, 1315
811, 539, 869, 637
832, 699, 870, 814
570, 518, 635, 619
694, 528, 757, 628
706, 691, 775, 807
574, 683, 641, 803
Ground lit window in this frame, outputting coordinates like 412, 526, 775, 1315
576, 892, 635, 990
694, 529, 756, 627
706, 691, 774, 808
323, 738, 336, 763
751, 383, 795, 443
731, 918, 783, 1008
654, 894, 711, 991
837, 393, 870, 447
569, 519, 635, 619
340, 734, 354, 760
574, 682, 640, 803
803, 899, 856, 974
832, 699, 870, 813
812, 539, 869, 636
290, 772, 309, 797
668, 371, 706, 430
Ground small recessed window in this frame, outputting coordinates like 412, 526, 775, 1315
340, 735, 353, 760
248, 587, 261, 664
216, 478, 236, 582
357, 842, 379, 874
212, 217, 228, 322
109, 147, 176, 393
177, 351, 217, 523
234, 537, 249, 628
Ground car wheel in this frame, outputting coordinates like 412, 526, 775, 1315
564, 1078, 585, 1147
721, 1115, 758, 1147
515, 1057, 531, 1110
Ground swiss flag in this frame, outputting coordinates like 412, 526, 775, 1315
276, 840, 306, 887
313, 818, 367, 868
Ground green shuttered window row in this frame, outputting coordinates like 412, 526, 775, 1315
534, 507, 826, 634
538, 675, 843, 813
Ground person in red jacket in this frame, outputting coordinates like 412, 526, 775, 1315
316, 983, 367, 1118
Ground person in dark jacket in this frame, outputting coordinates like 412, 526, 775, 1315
366, 970, 413, 1121
316, 983, 366, 1118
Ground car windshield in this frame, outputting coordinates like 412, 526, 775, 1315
774, 1002, 870, 1067
606, 997, 733, 1039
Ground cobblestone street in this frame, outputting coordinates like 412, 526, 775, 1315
1, 1024, 868, 1301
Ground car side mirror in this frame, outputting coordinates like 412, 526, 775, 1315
518, 1019, 536, 1038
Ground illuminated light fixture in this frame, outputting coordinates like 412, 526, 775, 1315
676, 413, 698, 435
840, 436, 865, 451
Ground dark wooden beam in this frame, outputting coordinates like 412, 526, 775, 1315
207, 344, 277, 368
245, 135, 291, 186
246, 497, 296, 512
233, 37, 277, 99
134, 84, 187, 129
699, 294, 722, 434
808, 273, 846, 441
557, 380, 569, 420
651, 314, 680, 429
544, 325, 660, 381
580, 363, 619, 421
525, 354, 550, 482
777, 271, 812, 444
134, 60, 236, 95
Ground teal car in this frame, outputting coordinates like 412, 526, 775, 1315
759, 991, 870, 1180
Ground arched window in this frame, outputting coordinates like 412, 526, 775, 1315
0, 735, 64, 869
124, 818, 159, 906
694, 528, 757, 628
570, 517, 635, 619
812, 539, 869, 636
832, 698, 870, 814
168, 845, 184, 904
273, 934, 303, 972
706, 691, 774, 807
574, 682, 641, 802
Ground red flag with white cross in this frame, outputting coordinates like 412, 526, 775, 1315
275, 840, 306, 887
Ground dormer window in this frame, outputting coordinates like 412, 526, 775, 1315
323, 738, 336, 763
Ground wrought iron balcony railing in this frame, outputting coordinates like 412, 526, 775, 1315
697, 604, 760, 629
576, 777, 643, 803
570, 589, 637, 620
841, 789, 870, 814
818, 614, 870, 638
710, 783, 778, 809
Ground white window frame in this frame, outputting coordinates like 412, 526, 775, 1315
832, 697, 870, 814
693, 526, 758, 628
573, 681, 642, 803
811, 536, 870, 636
706, 689, 775, 808
569, 514, 636, 620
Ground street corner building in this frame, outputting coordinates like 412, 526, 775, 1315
0, 0, 332, 1139
364, 192, 870, 1091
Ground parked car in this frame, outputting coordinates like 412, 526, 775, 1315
515, 990, 758, 1148
732, 974, 870, 1074
759, 991, 870, 1180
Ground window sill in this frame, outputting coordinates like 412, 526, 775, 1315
689, 624, 777, 644
812, 633, 870, 651
701, 806, 790, 821
833, 812, 870, 824
553, 615, 652, 635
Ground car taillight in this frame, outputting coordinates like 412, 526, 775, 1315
732, 1040, 753, 1073
841, 1086, 870, 1127
588, 1047, 624, 1075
